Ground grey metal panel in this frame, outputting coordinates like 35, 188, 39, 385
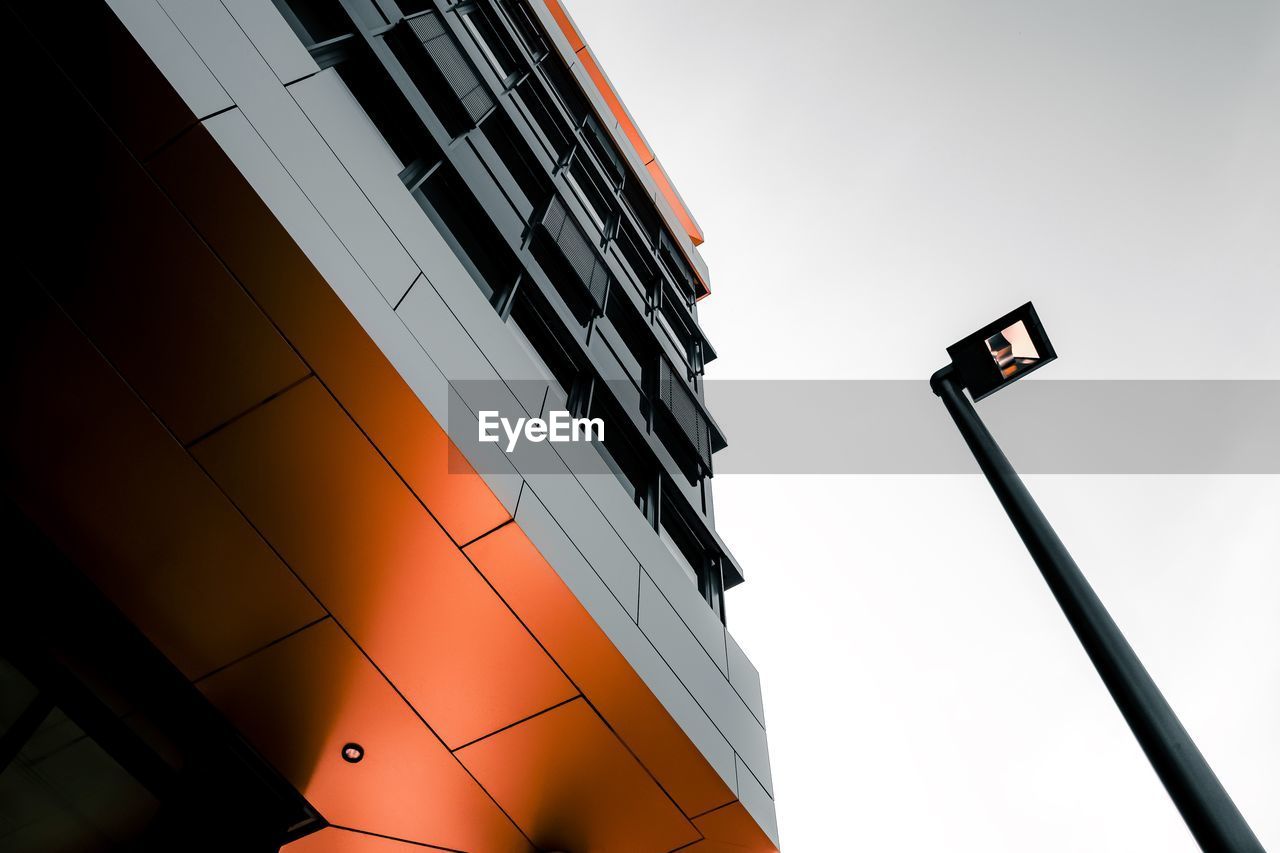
514, 488, 737, 792
515, 485, 637, 645
290, 70, 549, 418
526, 431, 703, 633
161, 0, 418, 305
686, 240, 711, 294
393, 283, 536, 513
291, 69, 404, 171
735, 754, 780, 848
523, 475, 640, 620
202, 108, 525, 516
107, 0, 233, 118
454, 140, 528, 238
574, 468, 729, 675
394, 281, 532, 509
644, 548, 728, 675
540, 379, 570, 419
200, 109, 442, 433
396, 280, 503, 383
395, 287, 657, 572
639, 571, 772, 796
726, 631, 765, 728
220, 0, 318, 85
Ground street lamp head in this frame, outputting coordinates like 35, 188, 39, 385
945, 301, 1056, 401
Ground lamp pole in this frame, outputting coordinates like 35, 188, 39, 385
930, 363, 1263, 853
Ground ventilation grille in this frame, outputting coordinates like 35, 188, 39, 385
657, 358, 712, 471
408, 13, 494, 126
538, 196, 610, 313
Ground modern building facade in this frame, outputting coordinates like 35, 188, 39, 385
1, 1, 776, 850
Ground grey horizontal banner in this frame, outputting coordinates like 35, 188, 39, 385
446, 380, 1280, 476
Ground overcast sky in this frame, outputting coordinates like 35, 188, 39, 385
565, 1, 1280, 849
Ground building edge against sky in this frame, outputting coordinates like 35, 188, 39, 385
2, 0, 777, 850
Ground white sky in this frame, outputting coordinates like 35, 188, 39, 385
565, 1, 1280, 850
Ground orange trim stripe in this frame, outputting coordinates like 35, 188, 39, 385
543, 0, 584, 52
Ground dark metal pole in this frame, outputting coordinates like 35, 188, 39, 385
930, 364, 1263, 853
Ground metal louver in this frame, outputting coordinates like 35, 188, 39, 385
537, 196, 610, 313
657, 358, 713, 471
407, 12, 494, 126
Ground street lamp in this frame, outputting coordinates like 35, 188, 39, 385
931, 302, 1263, 853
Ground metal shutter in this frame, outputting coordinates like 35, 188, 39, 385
657, 357, 712, 471
407, 13, 494, 126
537, 196, 610, 313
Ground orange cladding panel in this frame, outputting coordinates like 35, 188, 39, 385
198, 619, 532, 852
456, 698, 701, 853
283, 827, 432, 852
148, 127, 510, 545
692, 801, 780, 853
9, 14, 308, 447
464, 523, 735, 817
191, 378, 577, 748
4, 280, 322, 680
6, 2, 196, 160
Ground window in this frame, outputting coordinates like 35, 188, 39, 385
701, 555, 726, 622
564, 152, 616, 236
335, 53, 436, 170
658, 495, 725, 622
657, 281, 703, 372
658, 231, 697, 305
508, 286, 582, 395
495, 0, 549, 61
602, 287, 655, 402
272, 0, 352, 47
622, 179, 661, 244
480, 110, 551, 209
659, 513, 700, 587
458, 3, 524, 88
508, 307, 563, 397
589, 391, 653, 514
613, 221, 658, 302
414, 163, 521, 306
541, 59, 590, 126
580, 113, 625, 189
512, 76, 572, 161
